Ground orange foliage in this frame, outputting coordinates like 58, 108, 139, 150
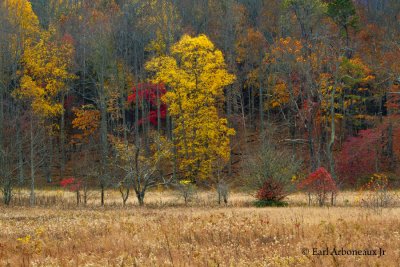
71, 106, 100, 144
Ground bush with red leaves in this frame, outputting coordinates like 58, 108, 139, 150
256, 178, 287, 202
297, 167, 337, 206
336, 129, 381, 185
60, 177, 81, 192
60, 177, 83, 205
127, 83, 167, 126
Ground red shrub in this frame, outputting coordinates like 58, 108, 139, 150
336, 129, 381, 185
60, 177, 81, 192
297, 167, 337, 206
256, 178, 287, 201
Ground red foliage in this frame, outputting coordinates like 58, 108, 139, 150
60, 177, 81, 192
61, 33, 75, 46
127, 83, 167, 126
256, 178, 287, 201
297, 167, 337, 193
336, 129, 381, 185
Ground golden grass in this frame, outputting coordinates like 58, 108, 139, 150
1, 190, 399, 266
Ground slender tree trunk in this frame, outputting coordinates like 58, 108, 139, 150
60, 95, 66, 178
3, 181, 12, 205
45, 137, 53, 183
344, 26, 352, 59
227, 85, 232, 176
259, 67, 264, 138
30, 115, 35, 206
99, 87, 108, 206
387, 122, 394, 169
171, 118, 177, 181
308, 119, 316, 171
17, 110, 24, 184
120, 187, 129, 206
100, 183, 105, 206
76, 190, 80, 206
157, 84, 161, 134
328, 88, 337, 206
0, 90, 3, 155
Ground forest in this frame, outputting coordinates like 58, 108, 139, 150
1, 0, 400, 206
1, 0, 400, 266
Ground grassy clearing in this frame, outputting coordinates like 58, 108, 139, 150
0, 191, 399, 266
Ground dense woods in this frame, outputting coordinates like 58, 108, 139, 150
1, 0, 400, 206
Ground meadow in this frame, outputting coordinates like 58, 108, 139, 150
1, 190, 399, 266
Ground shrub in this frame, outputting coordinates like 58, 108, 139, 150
244, 133, 301, 204
297, 167, 337, 206
175, 179, 197, 205
60, 177, 82, 205
256, 178, 287, 202
357, 173, 400, 212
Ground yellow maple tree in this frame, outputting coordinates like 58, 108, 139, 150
14, 28, 76, 120
146, 34, 236, 181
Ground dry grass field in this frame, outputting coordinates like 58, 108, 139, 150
1, 190, 400, 266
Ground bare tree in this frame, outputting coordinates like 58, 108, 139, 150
111, 132, 173, 206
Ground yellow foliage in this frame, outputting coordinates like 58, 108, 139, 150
110, 132, 172, 169
71, 105, 100, 144
137, 0, 180, 56
267, 37, 303, 62
107, 61, 134, 112
14, 28, 76, 120
269, 81, 290, 108
3, 0, 40, 44
146, 34, 236, 180
317, 72, 343, 123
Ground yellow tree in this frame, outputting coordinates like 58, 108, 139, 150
146, 34, 236, 182
0, 0, 40, 189
13, 28, 75, 205
16, 29, 75, 119
2, 0, 40, 47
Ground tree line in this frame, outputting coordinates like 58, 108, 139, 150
0, 0, 399, 206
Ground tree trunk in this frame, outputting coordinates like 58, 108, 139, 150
0, 90, 3, 158
259, 65, 264, 139
83, 184, 88, 206
3, 180, 12, 205
17, 112, 24, 185
99, 84, 108, 205
76, 190, 81, 206
327, 82, 337, 206
120, 186, 129, 206
226, 85, 232, 176
137, 191, 145, 206
100, 183, 105, 206
387, 122, 394, 170
45, 137, 53, 183
30, 116, 35, 206
60, 96, 66, 178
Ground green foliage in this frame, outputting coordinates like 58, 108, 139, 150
253, 199, 288, 207
327, 0, 359, 34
